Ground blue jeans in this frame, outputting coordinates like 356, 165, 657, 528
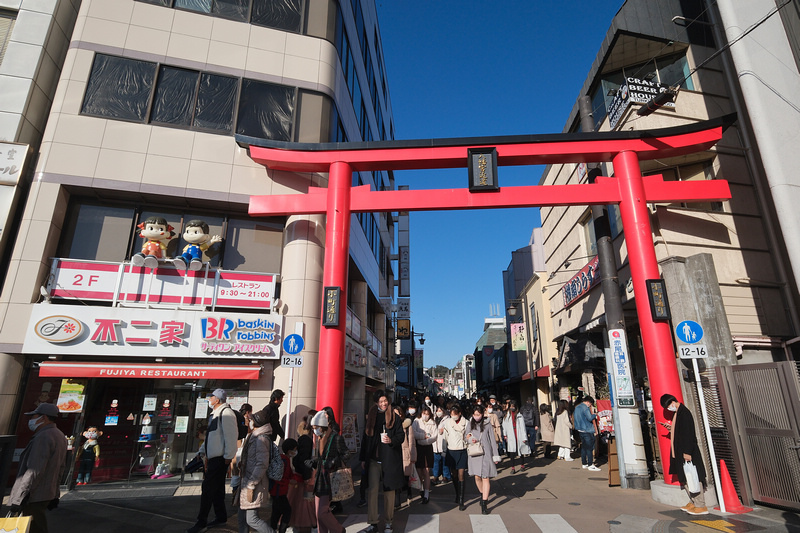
432, 452, 451, 480
526, 426, 537, 453
579, 431, 595, 466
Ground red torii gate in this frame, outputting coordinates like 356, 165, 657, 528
243, 114, 734, 480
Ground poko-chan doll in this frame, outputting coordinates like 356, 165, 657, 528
76, 426, 102, 485
131, 216, 175, 269
173, 220, 222, 271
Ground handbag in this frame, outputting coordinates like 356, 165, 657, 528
467, 441, 485, 457
0, 513, 32, 533
408, 466, 423, 491
329, 467, 355, 502
185, 454, 204, 474
683, 460, 701, 494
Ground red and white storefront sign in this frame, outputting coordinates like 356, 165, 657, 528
38, 361, 262, 379
47, 259, 277, 310
23, 304, 283, 360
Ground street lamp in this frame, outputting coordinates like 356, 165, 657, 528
506, 298, 522, 316
410, 328, 425, 392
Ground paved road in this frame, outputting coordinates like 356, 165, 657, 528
6, 455, 800, 532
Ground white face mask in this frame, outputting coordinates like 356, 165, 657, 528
249, 420, 255, 429
28, 416, 43, 432
87, 431, 98, 439
422, 414, 430, 422
487, 408, 493, 414
473, 415, 482, 422
668, 405, 678, 412
436, 411, 444, 418
425, 400, 431, 405
313, 427, 324, 436
408, 409, 416, 416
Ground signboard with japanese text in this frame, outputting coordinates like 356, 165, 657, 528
563, 256, 600, 308
608, 328, 635, 407
510, 322, 527, 351
396, 298, 410, 318
608, 77, 675, 129
323, 286, 340, 327
23, 303, 284, 359
46, 259, 277, 310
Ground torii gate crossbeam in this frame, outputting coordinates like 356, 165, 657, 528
241, 114, 735, 484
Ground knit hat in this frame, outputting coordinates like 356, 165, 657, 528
251, 409, 268, 428
310, 410, 329, 427
211, 388, 227, 402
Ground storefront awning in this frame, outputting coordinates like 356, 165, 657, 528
38, 362, 262, 380
535, 366, 551, 378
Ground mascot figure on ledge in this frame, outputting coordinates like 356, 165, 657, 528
131, 216, 175, 269
76, 426, 102, 485
173, 219, 222, 271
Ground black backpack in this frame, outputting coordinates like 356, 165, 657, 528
227, 406, 249, 440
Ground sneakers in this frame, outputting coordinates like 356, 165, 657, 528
384, 523, 393, 533
359, 525, 378, 533
681, 502, 695, 512
687, 506, 709, 515
564, 457, 575, 462
588, 465, 601, 471
582, 465, 589, 469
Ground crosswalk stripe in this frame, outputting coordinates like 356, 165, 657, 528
405, 514, 440, 533
470, 514, 508, 533
530, 514, 578, 533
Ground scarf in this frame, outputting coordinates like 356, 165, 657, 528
365, 405, 396, 437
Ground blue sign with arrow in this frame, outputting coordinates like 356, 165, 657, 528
283, 334, 304, 355
675, 320, 703, 344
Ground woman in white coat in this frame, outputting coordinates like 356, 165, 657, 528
412, 405, 438, 504
553, 400, 574, 461
501, 400, 531, 473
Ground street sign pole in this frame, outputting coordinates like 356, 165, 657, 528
285, 322, 304, 441
688, 355, 725, 513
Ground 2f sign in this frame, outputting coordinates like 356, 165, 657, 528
74, 274, 101, 286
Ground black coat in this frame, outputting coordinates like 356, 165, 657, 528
668, 403, 707, 487
311, 430, 350, 496
359, 416, 404, 491
262, 402, 284, 442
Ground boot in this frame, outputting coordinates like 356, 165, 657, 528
458, 481, 466, 511
453, 477, 460, 504
480, 499, 489, 515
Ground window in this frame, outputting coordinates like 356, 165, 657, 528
251, 0, 302, 32
0, 10, 16, 67
138, 0, 303, 30
580, 209, 597, 257
81, 55, 157, 122
644, 161, 722, 211
236, 79, 294, 141
59, 199, 285, 274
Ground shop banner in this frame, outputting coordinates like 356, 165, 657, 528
55, 379, 86, 413
39, 362, 262, 380
47, 259, 277, 310
143, 395, 158, 411
24, 303, 283, 360
510, 322, 527, 351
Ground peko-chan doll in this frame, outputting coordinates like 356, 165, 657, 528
131, 216, 175, 269
76, 427, 102, 485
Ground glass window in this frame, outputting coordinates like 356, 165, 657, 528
0, 10, 16, 66
60, 203, 136, 261
644, 161, 721, 211
251, 0, 302, 32
194, 73, 238, 132
138, 0, 172, 5
581, 209, 597, 256
607, 204, 624, 239
213, 0, 249, 21
81, 54, 157, 121
236, 79, 294, 140
174, 0, 212, 14
137, 210, 183, 258
656, 53, 694, 91
222, 218, 283, 272
150, 66, 198, 127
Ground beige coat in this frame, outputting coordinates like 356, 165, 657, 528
401, 418, 417, 475
441, 416, 467, 451
539, 411, 555, 443
237, 425, 272, 510
553, 410, 573, 449
488, 411, 502, 443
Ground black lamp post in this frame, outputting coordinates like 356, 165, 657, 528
410, 327, 425, 392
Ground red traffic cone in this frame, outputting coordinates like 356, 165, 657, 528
715, 459, 752, 513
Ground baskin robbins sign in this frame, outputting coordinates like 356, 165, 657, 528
23, 304, 283, 359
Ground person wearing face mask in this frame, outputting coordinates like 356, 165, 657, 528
431, 407, 451, 485
412, 406, 437, 503
466, 406, 501, 514
188, 388, 239, 533
397, 405, 417, 506
234, 409, 275, 533
76, 426, 102, 485
554, 400, 574, 461
307, 409, 349, 533
486, 404, 503, 466
660, 394, 708, 515
358, 391, 404, 533
501, 400, 531, 474
8, 403, 66, 533
440, 405, 468, 510
574, 396, 600, 471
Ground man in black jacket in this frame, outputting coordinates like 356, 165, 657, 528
262, 389, 285, 442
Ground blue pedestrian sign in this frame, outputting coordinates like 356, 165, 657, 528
283, 334, 304, 355
676, 320, 703, 344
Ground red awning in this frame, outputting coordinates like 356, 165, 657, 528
535, 366, 551, 377
521, 371, 531, 380
38, 362, 262, 380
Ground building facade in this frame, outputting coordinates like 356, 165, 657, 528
0, 0, 398, 485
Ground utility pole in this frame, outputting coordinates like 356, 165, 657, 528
579, 96, 650, 489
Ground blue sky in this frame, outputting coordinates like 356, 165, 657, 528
375, 2, 623, 369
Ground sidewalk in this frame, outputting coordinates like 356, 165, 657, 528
4, 453, 800, 532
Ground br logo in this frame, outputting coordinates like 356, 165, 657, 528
201, 317, 235, 341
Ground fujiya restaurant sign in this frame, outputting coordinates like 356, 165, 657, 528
23, 304, 283, 360
563, 256, 600, 308
607, 77, 675, 129
39, 362, 262, 380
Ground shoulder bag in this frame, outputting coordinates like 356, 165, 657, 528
326, 435, 354, 502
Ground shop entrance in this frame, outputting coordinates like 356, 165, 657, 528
243, 114, 735, 482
